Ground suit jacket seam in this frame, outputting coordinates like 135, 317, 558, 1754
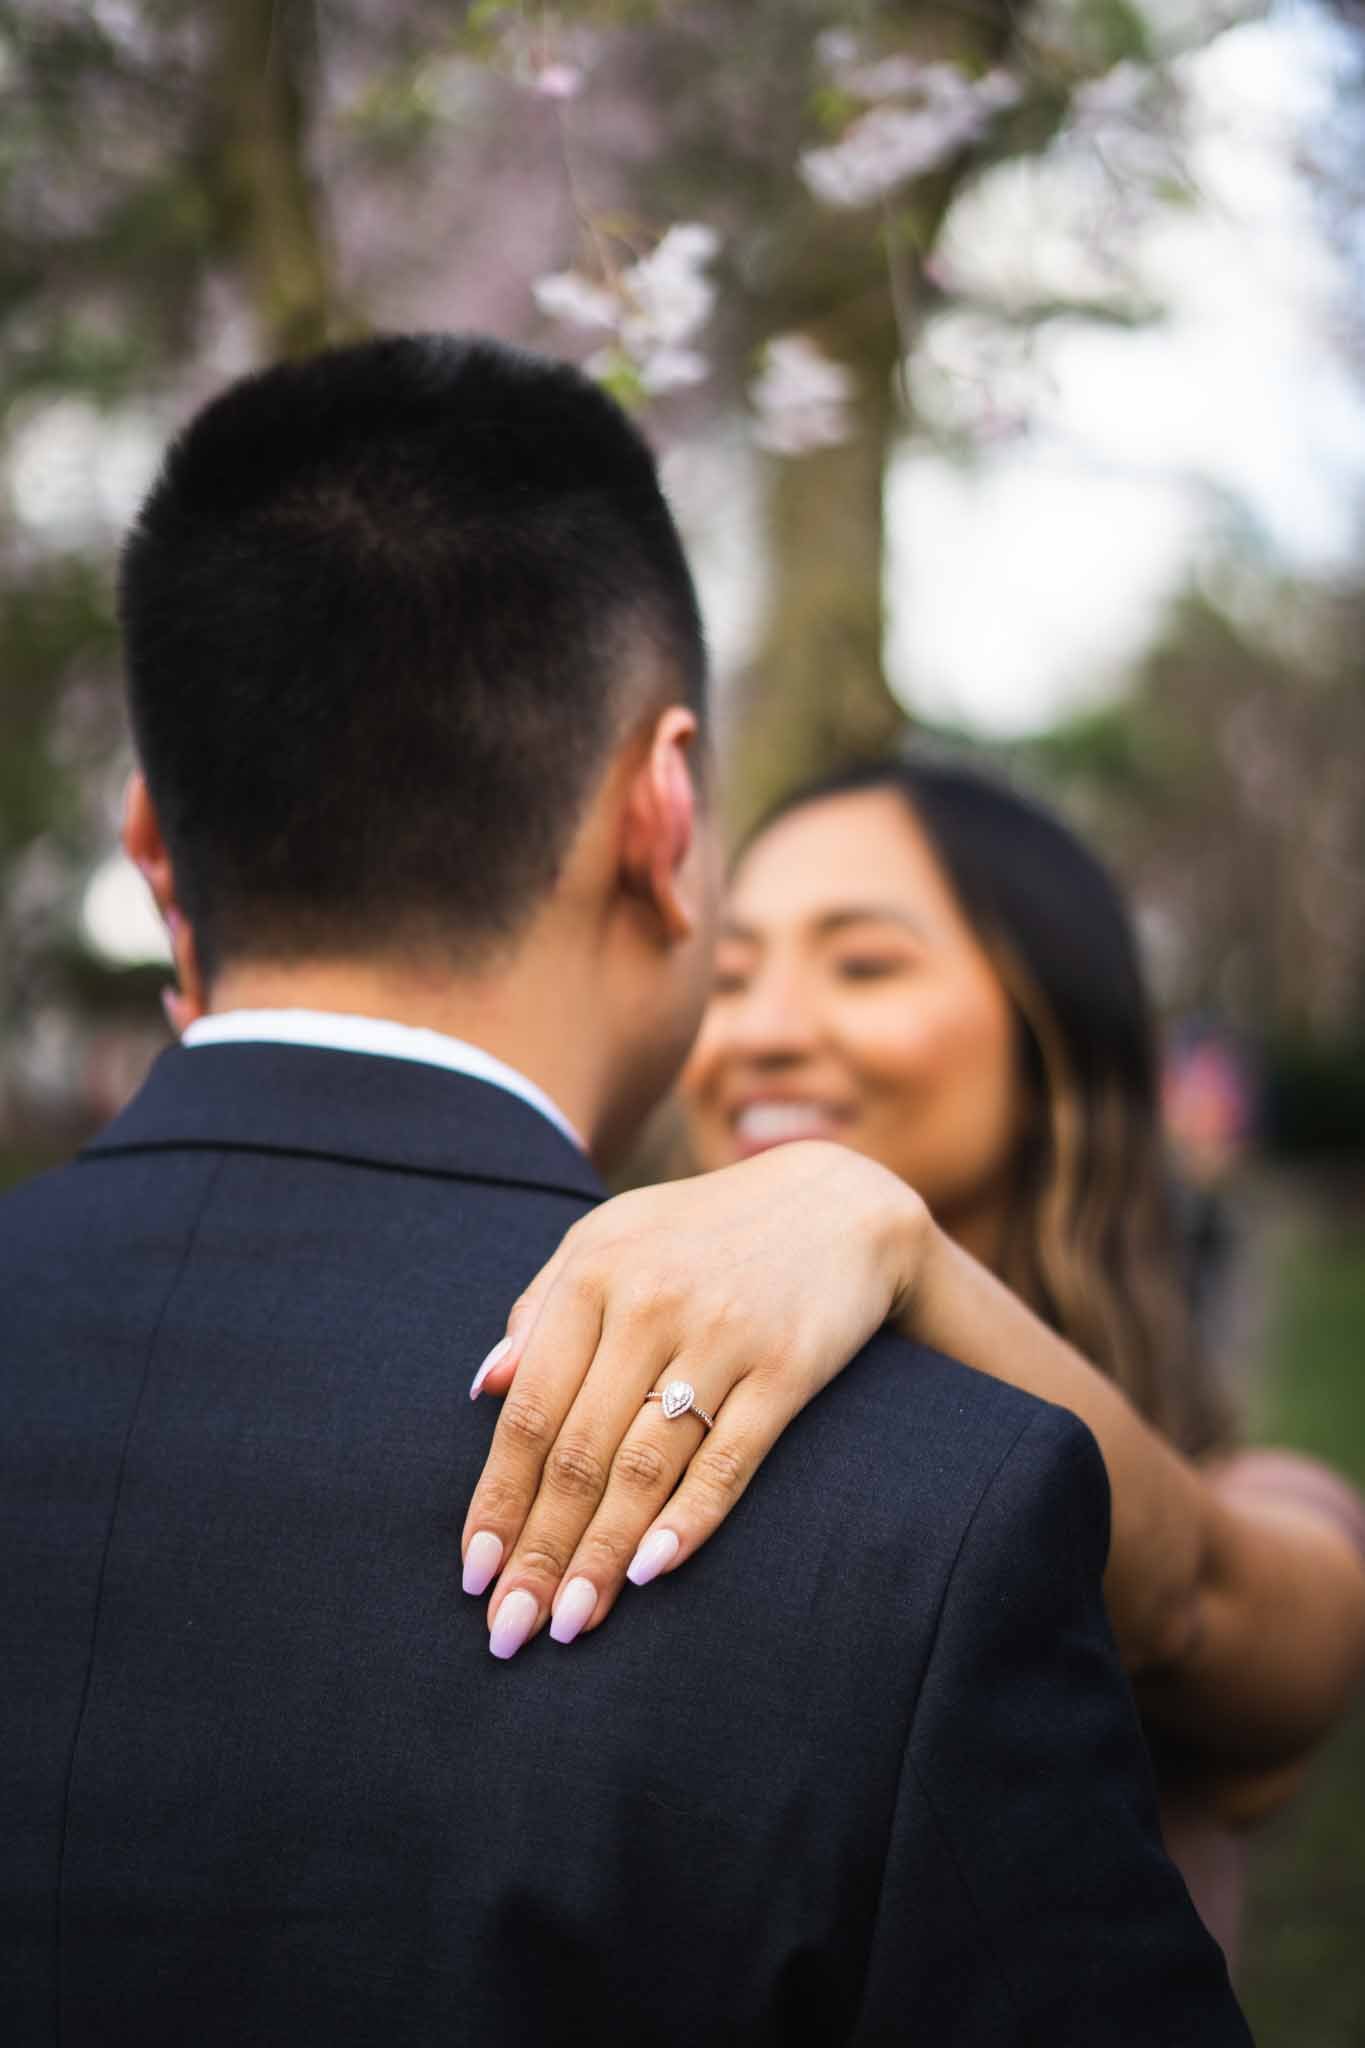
904, 1409, 1100, 2032
52, 1152, 229, 2047
73, 1137, 604, 1210
849, 1405, 1044, 2037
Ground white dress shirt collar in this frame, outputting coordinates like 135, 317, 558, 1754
181, 1008, 585, 1153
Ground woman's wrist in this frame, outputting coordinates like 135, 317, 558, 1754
877, 1175, 934, 1330
758, 1141, 931, 1334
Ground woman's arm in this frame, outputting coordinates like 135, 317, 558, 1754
462, 1142, 1365, 1799
900, 1228, 1365, 1795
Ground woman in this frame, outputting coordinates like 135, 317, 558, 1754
463, 755, 1365, 1957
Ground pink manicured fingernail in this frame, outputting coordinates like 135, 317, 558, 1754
462, 1530, 503, 1596
626, 1529, 679, 1588
470, 1335, 511, 1400
549, 1576, 598, 1645
489, 1588, 539, 1660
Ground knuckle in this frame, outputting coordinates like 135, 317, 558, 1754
612, 1437, 670, 1494
694, 1440, 749, 1501
564, 1262, 605, 1312
545, 1438, 609, 1503
498, 1394, 554, 1455
468, 1474, 529, 1528
743, 1351, 789, 1393
579, 1522, 637, 1571
696, 1295, 744, 1345
618, 1269, 682, 1329
515, 1538, 571, 1585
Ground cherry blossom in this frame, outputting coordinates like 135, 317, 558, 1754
533, 222, 720, 398
619, 224, 719, 362
801, 61, 1021, 209
488, 8, 595, 106
530, 63, 584, 101
1071, 61, 1152, 131
750, 334, 858, 456
531, 271, 618, 331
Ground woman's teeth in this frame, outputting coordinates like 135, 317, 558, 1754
734, 1103, 840, 1143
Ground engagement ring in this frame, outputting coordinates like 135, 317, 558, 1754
644, 1379, 714, 1431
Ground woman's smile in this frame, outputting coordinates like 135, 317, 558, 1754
728, 1095, 854, 1153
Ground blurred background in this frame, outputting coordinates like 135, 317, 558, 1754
1, 3, 1361, 2035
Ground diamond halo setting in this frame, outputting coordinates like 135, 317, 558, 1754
643, 1379, 714, 1430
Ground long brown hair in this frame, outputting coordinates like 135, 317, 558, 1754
751, 755, 1234, 1457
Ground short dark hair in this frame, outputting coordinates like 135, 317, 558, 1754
120, 333, 707, 977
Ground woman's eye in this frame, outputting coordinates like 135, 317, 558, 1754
833, 955, 905, 982
711, 969, 749, 996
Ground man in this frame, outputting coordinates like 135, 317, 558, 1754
0, 335, 1249, 2044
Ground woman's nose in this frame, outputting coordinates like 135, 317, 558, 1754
725, 967, 819, 1064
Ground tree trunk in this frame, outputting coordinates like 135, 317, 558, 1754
723, 292, 905, 837
720, 2, 1028, 839
215, 0, 341, 359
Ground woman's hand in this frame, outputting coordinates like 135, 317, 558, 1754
460, 1141, 927, 1658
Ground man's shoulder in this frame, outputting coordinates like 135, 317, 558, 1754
0, 1151, 103, 1241
798, 1323, 1099, 1519
696, 1322, 1108, 1631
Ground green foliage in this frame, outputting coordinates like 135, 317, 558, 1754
338, 67, 453, 173
0, 555, 120, 859
1253, 1225, 1365, 1487
1013, 585, 1365, 1050
808, 84, 858, 135
1240, 1215, 1365, 2045
1031, 0, 1154, 70
1265, 1042, 1365, 1160
1017, 699, 1156, 793
1, 319, 149, 407
588, 345, 647, 410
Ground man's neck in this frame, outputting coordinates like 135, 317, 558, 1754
207, 954, 614, 1160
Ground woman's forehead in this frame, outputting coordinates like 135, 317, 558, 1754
728, 790, 953, 928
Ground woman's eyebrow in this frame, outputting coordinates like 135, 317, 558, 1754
719, 906, 928, 945
813, 905, 927, 939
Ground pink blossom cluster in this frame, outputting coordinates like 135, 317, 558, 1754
801, 53, 1021, 209
749, 336, 858, 457
533, 224, 721, 397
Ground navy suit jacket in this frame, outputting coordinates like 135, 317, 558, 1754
1, 1043, 1249, 2045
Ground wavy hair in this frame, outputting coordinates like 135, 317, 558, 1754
747, 755, 1233, 1456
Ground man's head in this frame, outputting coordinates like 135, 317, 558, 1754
121, 334, 718, 1158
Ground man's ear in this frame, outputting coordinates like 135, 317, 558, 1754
618, 707, 703, 944
122, 770, 206, 1031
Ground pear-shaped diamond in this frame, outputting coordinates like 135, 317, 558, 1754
661, 1378, 694, 1420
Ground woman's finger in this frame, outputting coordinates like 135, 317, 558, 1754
459, 1264, 607, 1599
479, 1317, 690, 1658
546, 1378, 780, 1645
468, 1226, 583, 1401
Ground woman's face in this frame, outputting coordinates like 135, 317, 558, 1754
681, 790, 1027, 1250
